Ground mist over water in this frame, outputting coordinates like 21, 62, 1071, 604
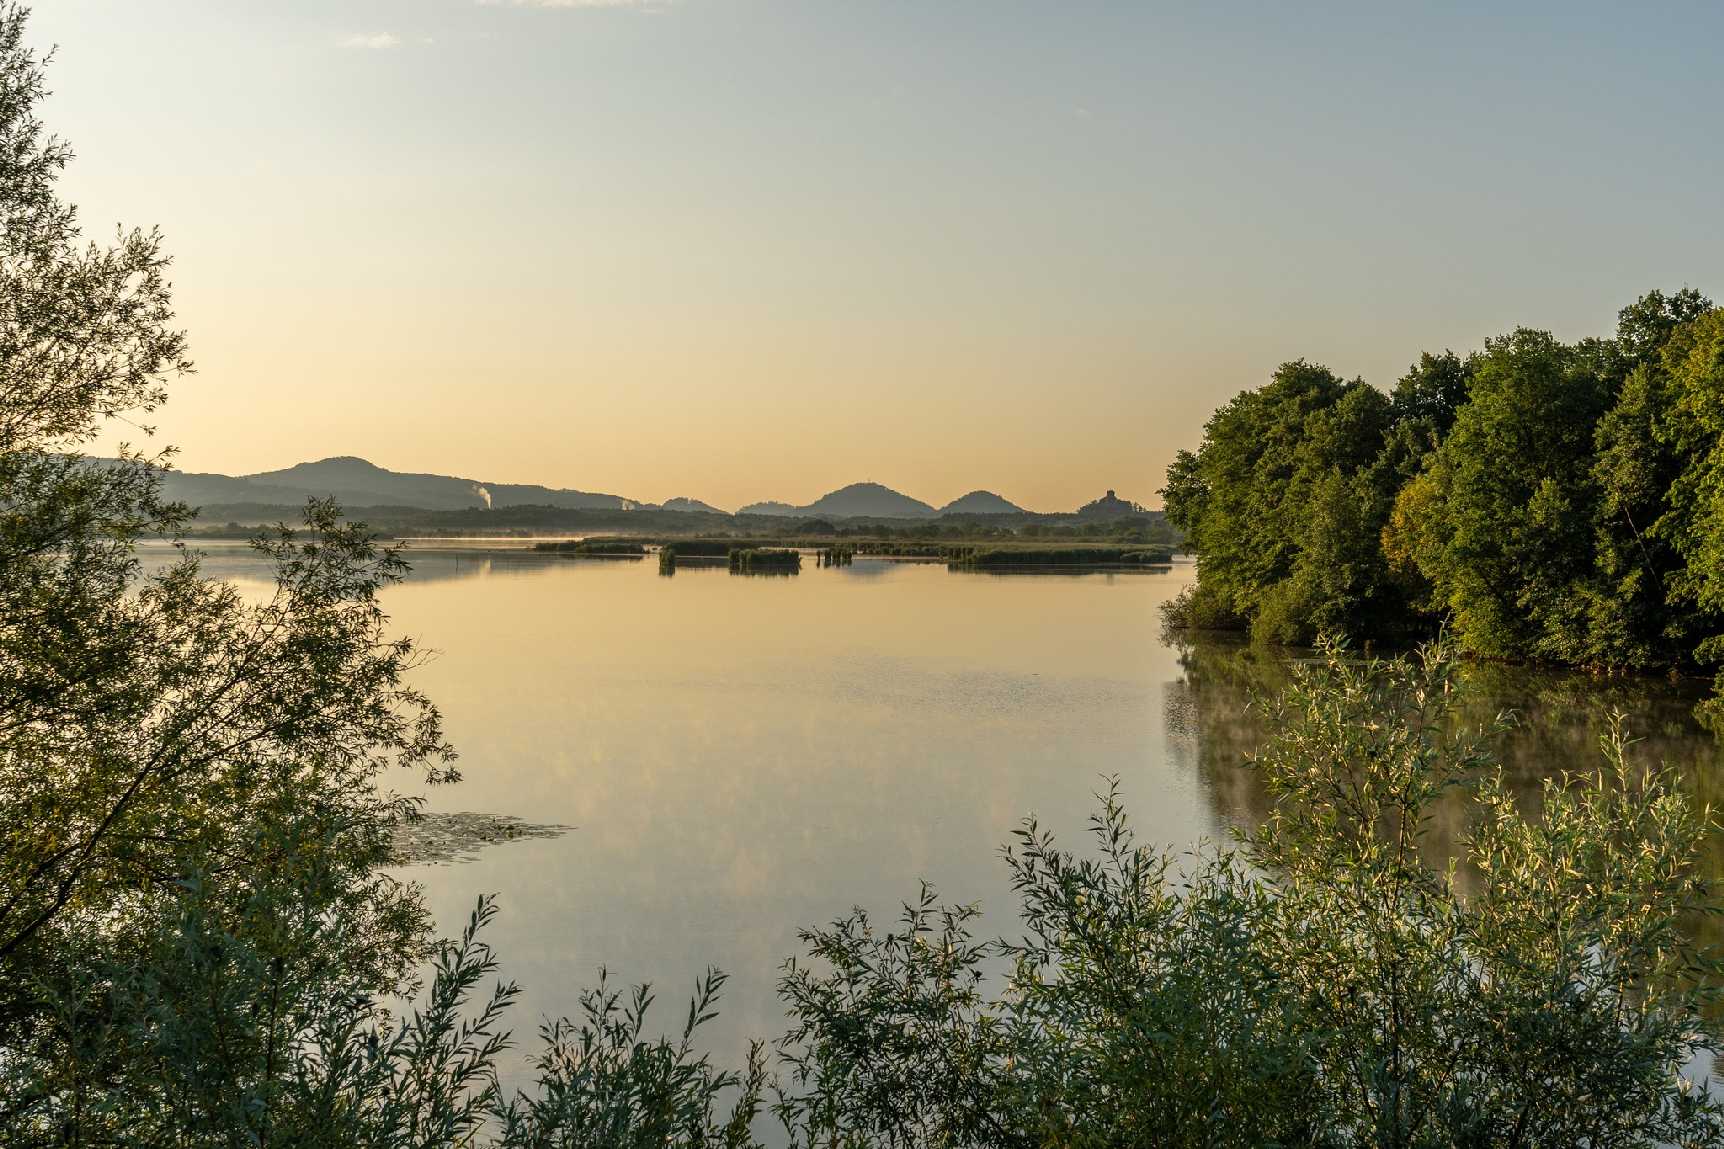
157, 544, 1724, 1083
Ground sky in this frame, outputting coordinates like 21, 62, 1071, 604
35, 0, 1724, 513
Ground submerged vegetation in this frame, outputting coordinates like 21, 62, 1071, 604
729, 547, 802, 574
391, 812, 571, 865
532, 538, 647, 557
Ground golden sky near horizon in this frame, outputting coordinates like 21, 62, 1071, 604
37, 0, 1724, 512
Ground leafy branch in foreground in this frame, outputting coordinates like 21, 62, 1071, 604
771, 641, 1724, 1148
494, 967, 766, 1149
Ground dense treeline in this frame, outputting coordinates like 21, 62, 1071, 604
179, 505, 1177, 545
1163, 290, 1724, 714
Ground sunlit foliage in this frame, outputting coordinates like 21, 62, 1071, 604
1165, 286, 1724, 701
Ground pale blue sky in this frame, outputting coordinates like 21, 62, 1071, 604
36, 0, 1724, 510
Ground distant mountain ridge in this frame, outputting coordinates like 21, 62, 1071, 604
155, 457, 1154, 520
162, 456, 634, 512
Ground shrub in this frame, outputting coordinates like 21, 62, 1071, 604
771, 642, 1724, 1147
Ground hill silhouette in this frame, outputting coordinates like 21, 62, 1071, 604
937, 490, 1025, 515
162, 456, 632, 512
1076, 488, 1146, 518
740, 482, 935, 518
659, 496, 726, 514
736, 500, 801, 517
804, 482, 935, 518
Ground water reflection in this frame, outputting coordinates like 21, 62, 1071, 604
948, 567, 1175, 580
1169, 635, 1722, 828
150, 542, 584, 586
1167, 635, 1724, 956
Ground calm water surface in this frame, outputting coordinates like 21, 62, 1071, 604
178, 543, 1724, 1080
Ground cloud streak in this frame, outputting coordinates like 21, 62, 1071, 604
339, 32, 402, 50
476, 0, 662, 8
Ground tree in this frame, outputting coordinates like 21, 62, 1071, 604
1162, 360, 1410, 643
1653, 308, 1724, 724
1615, 288, 1714, 369
1381, 329, 1614, 663
1174, 291, 1724, 693
0, 5, 457, 1137
1388, 297, 1722, 675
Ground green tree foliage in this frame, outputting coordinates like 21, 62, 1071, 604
1407, 297, 1720, 674
1656, 308, 1724, 723
1162, 361, 1406, 643
1168, 289, 1724, 697
1581, 292, 1718, 672
1398, 329, 1616, 662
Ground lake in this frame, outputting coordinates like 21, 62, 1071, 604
176, 543, 1724, 1082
